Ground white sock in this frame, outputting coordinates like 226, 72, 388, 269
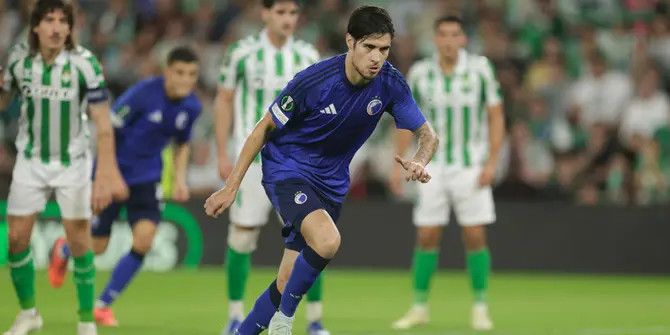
411, 304, 428, 313
306, 302, 322, 322
94, 300, 107, 308
20, 308, 37, 316
229, 300, 244, 319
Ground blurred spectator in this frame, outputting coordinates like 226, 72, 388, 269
567, 51, 632, 129
619, 66, 670, 152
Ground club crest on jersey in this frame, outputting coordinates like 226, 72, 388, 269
366, 97, 383, 115
175, 111, 188, 130
149, 110, 163, 123
281, 95, 294, 112
61, 70, 71, 85
294, 191, 307, 205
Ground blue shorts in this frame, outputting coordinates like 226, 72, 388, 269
263, 179, 342, 251
91, 183, 161, 237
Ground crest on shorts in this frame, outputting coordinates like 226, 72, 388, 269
294, 191, 307, 205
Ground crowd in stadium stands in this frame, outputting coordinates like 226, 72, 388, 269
1, 0, 669, 206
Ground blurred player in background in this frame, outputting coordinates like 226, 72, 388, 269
212, 0, 324, 334
47, 46, 201, 328
205, 6, 438, 335
0, 1, 127, 334
390, 15, 505, 331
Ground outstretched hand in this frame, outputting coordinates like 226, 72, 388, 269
204, 185, 236, 218
394, 155, 431, 183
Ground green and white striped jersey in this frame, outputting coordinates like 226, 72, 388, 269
3, 45, 107, 166
218, 29, 319, 154
408, 50, 502, 168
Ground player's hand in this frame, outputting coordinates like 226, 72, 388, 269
394, 155, 431, 183
172, 180, 190, 202
91, 179, 113, 214
204, 185, 236, 218
109, 172, 129, 201
388, 164, 404, 196
218, 155, 234, 180
478, 162, 496, 187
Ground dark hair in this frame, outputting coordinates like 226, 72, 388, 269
347, 6, 395, 41
434, 15, 464, 30
29, 0, 76, 53
262, 0, 302, 9
167, 46, 199, 65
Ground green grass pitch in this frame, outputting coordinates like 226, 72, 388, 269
1, 268, 669, 335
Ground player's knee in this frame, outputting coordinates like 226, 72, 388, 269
417, 226, 442, 250
132, 221, 157, 254
463, 225, 487, 251
92, 237, 110, 254
132, 235, 154, 254
7, 229, 30, 254
227, 224, 261, 253
67, 237, 89, 255
313, 231, 341, 259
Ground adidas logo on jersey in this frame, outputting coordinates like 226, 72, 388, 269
319, 103, 337, 115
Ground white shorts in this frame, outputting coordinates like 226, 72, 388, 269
229, 163, 272, 227
413, 165, 495, 227
7, 154, 93, 219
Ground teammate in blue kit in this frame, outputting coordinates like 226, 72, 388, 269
205, 6, 439, 335
48, 46, 202, 327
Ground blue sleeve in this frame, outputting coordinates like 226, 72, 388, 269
388, 73, 426, 131
110, 82, 146, 129
175, 100, 202, 144
268, 70, 313, 129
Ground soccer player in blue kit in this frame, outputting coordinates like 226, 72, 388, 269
205, 6, 439, 335
48, 46, 202, 327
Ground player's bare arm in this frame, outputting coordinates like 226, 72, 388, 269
90, 102, 129, 212
394, 122, 438, 183
478, 103, 504, 187
172, 142, 191, 202
389, 128, 413, 195
213, 87, 235, 179
0, 68, 13, 111
0, 90, 11, 111
205, 112, 276, 217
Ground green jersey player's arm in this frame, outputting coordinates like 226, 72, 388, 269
214, 43, 244, 179
213, 87, 235, 176
0, 66, 17, 111
205, 112, 276, 218
89, 101, 128, 202
481, 58, 505, 170
0, 43, 28, 111
79, 51, 129, 207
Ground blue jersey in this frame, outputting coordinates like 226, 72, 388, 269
262, 54, 426, 203
111, 77, 201, 185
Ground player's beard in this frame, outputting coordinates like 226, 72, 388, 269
353, 61, 377, 82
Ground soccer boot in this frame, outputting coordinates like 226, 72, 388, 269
471, 303, 494, 331
48, 237, 69, 288
391, 305, 429, 330
94, 307, 119, 327
307, 320, 330, 335
77, 322, 97, 335
222, 318, 242, 335
3, 309, 43, 335
268, 311, 294, 335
